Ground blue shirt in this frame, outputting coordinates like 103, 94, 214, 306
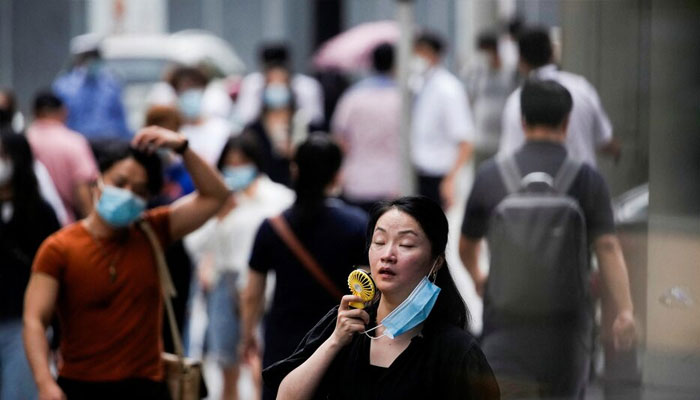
53, 67, 131, 140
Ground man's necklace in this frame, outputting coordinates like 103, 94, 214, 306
83, 221, 127, 283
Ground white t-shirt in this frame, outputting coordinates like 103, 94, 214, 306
499, 64, 612, 167
411, 67, 475, 176
236, 72, 324, 126
180, 117, 233, 166
184, 176, 294, 289
34, 161, 69, 226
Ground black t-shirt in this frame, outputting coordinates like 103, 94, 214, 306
245, 120, 292, 187
0, 199, 60, 320
263, 306, 500, 400
249, 199, 369, 367
462, 141, 615, 244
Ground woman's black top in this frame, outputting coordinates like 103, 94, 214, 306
263, 306, 501, 400
0, 199, 60, 321
249, 199, 368, 369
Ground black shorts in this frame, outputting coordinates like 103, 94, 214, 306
57, 376, 170, 400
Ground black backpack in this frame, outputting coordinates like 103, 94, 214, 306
485, 155, 589, 316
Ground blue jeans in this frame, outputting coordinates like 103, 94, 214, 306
205, 271, 241, 367
0, 319, 37, 400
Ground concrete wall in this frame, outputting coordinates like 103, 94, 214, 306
561, 0, 650, 196
561, 0, 700, 395
0, 0, 84, 116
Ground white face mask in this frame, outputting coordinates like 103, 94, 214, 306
0, 158, 13, 186
410, 56, 430, 76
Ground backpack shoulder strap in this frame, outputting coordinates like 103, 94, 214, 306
496, 154, 522, 194
553, 157, 582, 194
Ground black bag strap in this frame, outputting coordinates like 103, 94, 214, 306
496, 154, 522, 194
268, 214, 344, 300
553, 157, 582, 194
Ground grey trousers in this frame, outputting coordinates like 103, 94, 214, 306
482, 323, 593, 400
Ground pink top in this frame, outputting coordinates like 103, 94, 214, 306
332, 77, 401, 202
27, 120, 98, 222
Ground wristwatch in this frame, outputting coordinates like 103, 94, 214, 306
174, 138, 189, 154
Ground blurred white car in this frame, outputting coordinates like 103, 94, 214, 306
99, 30, 245, 130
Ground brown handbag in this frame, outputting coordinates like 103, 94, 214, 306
268, 214, 344, 300
140, 221, 203, 400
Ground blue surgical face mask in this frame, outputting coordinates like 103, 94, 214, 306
364, 262, 441, 340
222, 165, 257, 192
86, 59, 103, 77
96, 184, 147, 227
263, 84, 291, 109
178, 89, 204, 120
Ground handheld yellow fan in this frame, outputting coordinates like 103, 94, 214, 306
347, 269, 376, 309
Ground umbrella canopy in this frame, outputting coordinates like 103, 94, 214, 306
313, 20, 400, 72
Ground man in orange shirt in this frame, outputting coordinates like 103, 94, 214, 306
23, 126, 229, 399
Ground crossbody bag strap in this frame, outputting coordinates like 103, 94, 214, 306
268, 214, 343, 300
139, 220, 185, 360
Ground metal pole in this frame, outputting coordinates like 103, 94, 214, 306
396, 0, 415, 196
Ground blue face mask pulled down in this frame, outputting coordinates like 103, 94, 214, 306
96, 185, 147, 227
222, 165, 257, 192
366, 275, 441, 340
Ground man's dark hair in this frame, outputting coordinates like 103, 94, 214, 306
372, 43, 394, 73
520, 79, 573, 128
33, 90, 64, 116
168, 66, 209, 92
414, 31, 445, 55
93, 140, 164, 196
518, 27, 553, 68
260, 42, 290, 69
476, 31, 498, 52
508, 17, 524, 36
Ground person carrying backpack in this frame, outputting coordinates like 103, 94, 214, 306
459, 79, 635, 399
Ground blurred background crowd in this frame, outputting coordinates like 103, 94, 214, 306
1, 0, 699, 399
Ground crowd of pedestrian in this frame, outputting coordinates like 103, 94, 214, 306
0, 17, 638, 400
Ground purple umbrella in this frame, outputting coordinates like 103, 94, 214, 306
313, 20, 400, 72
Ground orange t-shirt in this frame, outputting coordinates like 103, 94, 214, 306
32, 207, 172, 382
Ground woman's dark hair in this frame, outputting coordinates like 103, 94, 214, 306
216, 132, 264, 172
367, 196, 469, 330
291, 134, 342, 221
0, 89, 17, 128
0, 128, 45, 223
92, 140, 164, 196
259, 42, 291, 69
